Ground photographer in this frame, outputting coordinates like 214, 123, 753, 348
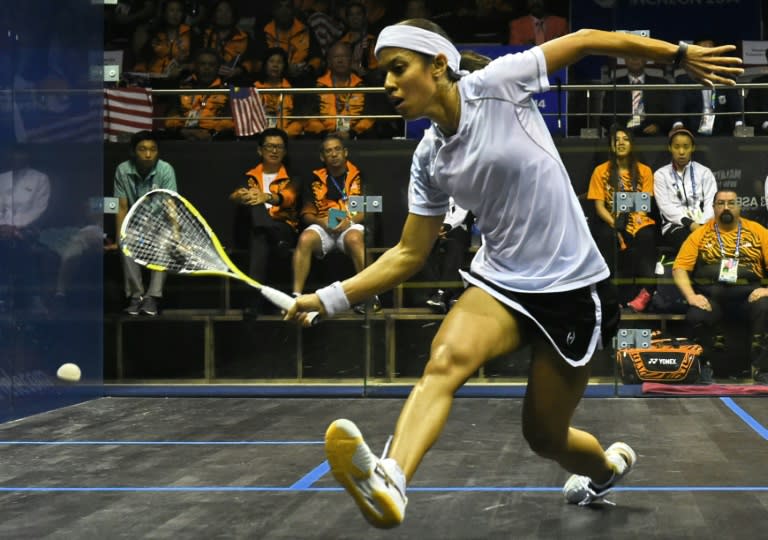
587, 125, 657, 312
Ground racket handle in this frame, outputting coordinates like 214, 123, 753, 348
260, 286, 295, 311
306, 311, 320, 326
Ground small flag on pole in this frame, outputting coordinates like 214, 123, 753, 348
103, 87, 154, 141
229, 86, 268, 137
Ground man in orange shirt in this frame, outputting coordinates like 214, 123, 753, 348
673, 189, 768, 382
304, 41, 375, 139
263, 0, 324, 86
508, 0, 568, 46
165, 49, 234, 140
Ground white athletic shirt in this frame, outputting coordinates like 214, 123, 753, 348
409, 47, 608, 293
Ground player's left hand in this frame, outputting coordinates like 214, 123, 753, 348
681, 43, 744, 88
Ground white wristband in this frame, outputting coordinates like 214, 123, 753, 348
316, 281, 351, 317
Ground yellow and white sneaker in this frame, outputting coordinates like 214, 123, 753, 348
324, 419, 407, 528
563, 442, 637, 506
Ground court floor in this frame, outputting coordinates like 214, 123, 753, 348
0, 396, 766, 539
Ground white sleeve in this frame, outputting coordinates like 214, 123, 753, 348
653, 167, 686, 226
408, 135, 450, 216
699, 165, 717, 224
464, 47, 550, 104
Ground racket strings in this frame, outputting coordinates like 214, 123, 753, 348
122, 192, 229, 274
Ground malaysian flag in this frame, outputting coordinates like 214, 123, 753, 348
229, 86, 268, 137
103, 87, 154, 142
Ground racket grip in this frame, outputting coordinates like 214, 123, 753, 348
260, 286, 295, 311
306, 311, 320, 326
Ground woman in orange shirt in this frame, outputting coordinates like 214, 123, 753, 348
133, 0, 192, 79
587, 125, 657, 312
253, 48, 304, 137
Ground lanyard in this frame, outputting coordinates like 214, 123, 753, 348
327, 172, 347, 202
671, 163, 697, 208
715, 220, 742, 259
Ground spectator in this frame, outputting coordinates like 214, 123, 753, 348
200, 0, 258, 84
339, 1, 380, 83
587, 126, 657, 312
745, 47, 768, 135
654, 126, 718, 253
164, 49, 234, 140
292, 133, 380, 313
421, 198, 471, 314
295, 0, 345, 57
508, 0, 567, 46
253, 47, 305, 137
263, 0, 324, 87
359, 0, 398, 36
0, 147, 51, 316
230, 128, 300, 316
304, 41, 375, 139
114, 131, 177, 316
107, 0, 158, 66
132, 0, 192, 80
672, 39, 741, 136
673, 189, 768, 383
602, 56, 669, 137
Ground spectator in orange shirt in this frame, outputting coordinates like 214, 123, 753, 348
132, 0, 192, 80
587, 125, 657, 312
339, 1, 380, 83
304, 41, 375, 139
253, 47, 305, 137
263, 0, 324, 87
230, 128, 301, 315
200, 0, 259, 84
508, 0, 568, 46
165, 49, 234, 140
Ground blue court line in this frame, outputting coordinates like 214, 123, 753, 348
0, 440, 324, 446
720, 397, 768, 441
289, 461, 330, 489
1, 486, 768, 493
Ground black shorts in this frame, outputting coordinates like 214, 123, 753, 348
463, 272, 619, 366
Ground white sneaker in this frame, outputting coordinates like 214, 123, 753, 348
324, 419, 407, 528
563, 442, 637, 506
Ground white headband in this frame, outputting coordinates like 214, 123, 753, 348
374, 25, 464, 75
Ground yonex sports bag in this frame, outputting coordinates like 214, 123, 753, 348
616, 334, 703, 384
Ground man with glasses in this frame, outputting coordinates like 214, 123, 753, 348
673, 189, 768, 383
292, 132, 380, 313
230, 128, 300, 316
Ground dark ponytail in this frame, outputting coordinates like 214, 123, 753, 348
398, 18, 491, 79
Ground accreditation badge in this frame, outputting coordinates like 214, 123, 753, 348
718, 258, 738, 283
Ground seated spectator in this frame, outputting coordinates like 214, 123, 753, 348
338, 1, 380, 83
253, 47, 305, 137
587, 126, 657, 312
303, 41, 375, 139
229, 128, 300, 316
132, 0, 192, 80
671, 39, 741, 137
654, 127, 717, 254
107, 0, 158, 67
295, 0, 345, 58
114, 131, 177, 316
0, 147, 52, 317
292, 133, 380, 313
508, 0, 568, 46
421, 198, 471, 314
673, 189, 768, 383
359, 0, 398, 36
602, 57, 669, 137
200, 0, 259, 84
745, 47, 768, 135
263, 0, 324, 87
164, 49, 234, 140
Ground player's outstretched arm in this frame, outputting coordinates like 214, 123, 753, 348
286, 213, 444, 323
540, 29, 743, 87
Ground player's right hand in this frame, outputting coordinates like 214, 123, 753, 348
286, 293, 326, 327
